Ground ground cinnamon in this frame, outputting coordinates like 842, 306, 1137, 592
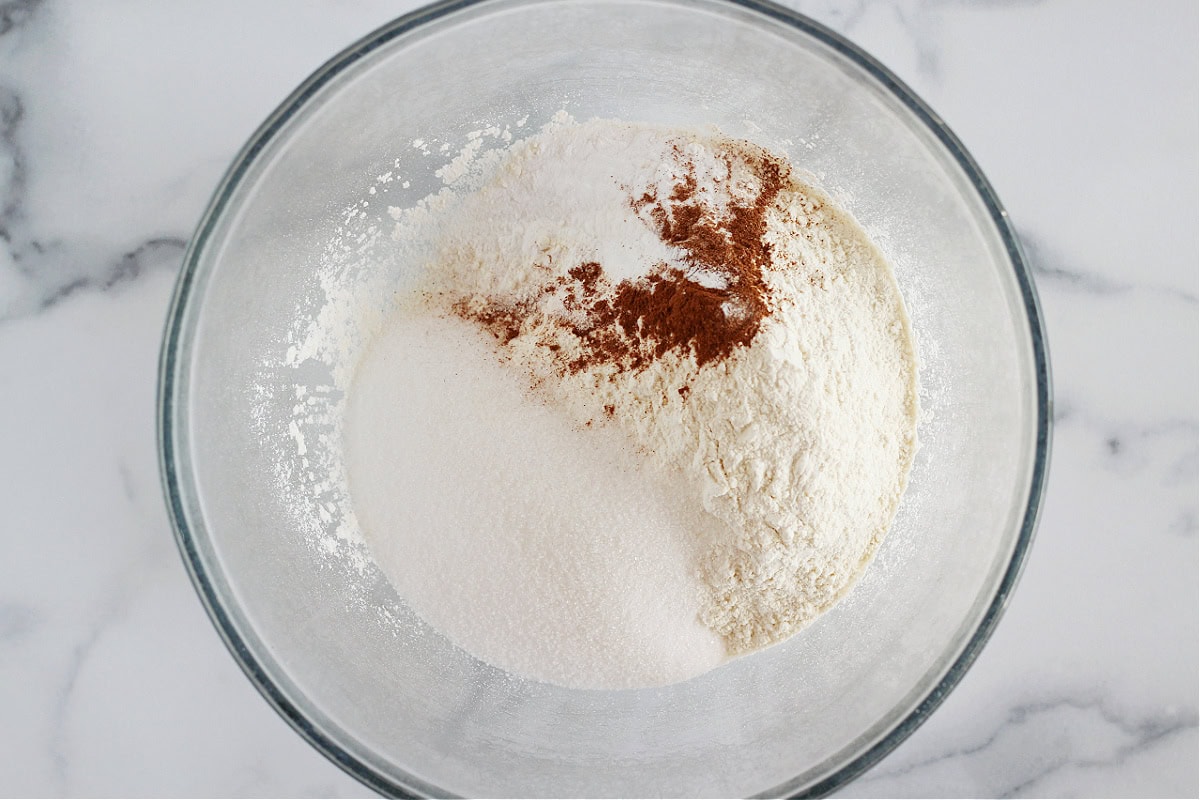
458, 141, 788, 374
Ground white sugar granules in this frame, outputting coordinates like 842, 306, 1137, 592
344, 312, 726, 688
341, 115, 919, 688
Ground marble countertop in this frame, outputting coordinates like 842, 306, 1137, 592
2, 1, 1195, 796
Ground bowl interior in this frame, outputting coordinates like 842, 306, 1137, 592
164, 0, 1046, 795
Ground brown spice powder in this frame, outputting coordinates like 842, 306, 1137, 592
457, 140, 789, 374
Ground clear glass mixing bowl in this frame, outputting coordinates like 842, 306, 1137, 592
158, 0, 1051, 795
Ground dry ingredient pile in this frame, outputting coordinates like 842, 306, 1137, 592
342, 116, 919, 690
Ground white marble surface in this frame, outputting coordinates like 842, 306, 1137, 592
0, 0, 1195, 796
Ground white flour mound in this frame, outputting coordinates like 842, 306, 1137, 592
342, 115, 919, 688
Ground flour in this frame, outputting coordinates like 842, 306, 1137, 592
336, 115, 918, 687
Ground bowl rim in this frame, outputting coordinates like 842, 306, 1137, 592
157, 0, 1052, 796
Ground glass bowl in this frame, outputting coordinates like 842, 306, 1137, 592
158, 0, 1051, 796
